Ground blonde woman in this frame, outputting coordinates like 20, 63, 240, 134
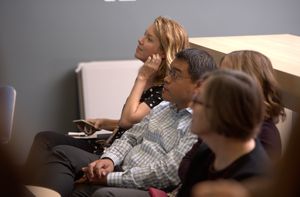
90, 16, 190, 131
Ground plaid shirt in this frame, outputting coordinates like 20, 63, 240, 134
101, 101, 198, 190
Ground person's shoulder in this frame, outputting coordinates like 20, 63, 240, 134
258, 119, 282, 161
233, 140, 270, 180
153, 101, 171, 110
194, 143, 211, 159
252, 140, 270, 162
236, 140, 269, 165
261, 119, 278, 133
148, 101, 172, 117
260, 119, 281, 143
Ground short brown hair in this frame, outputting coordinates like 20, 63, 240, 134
175, 48, 217, 82
201, 69, 265, 140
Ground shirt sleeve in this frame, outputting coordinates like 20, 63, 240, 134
100, 114, 151, 166
106, 129, 198, 190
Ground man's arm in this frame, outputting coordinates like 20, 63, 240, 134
106, 130, 198, 190
119, 54, 162, 128
100, 114, 151, 166
79, 116, 151, 185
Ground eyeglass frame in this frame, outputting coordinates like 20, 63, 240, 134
166, 67, 191, 81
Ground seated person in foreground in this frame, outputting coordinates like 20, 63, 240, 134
30, 48, 218, 197
190, 112, 300, 197
176, 69, 270, 197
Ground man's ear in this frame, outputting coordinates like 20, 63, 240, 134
195, 80, 202, 89
192, 80, 202, 94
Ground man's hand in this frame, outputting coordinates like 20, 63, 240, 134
80, 159, 114, 185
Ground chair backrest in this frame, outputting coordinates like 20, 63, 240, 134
76, 60, 141, 119
0, 86, 16, 144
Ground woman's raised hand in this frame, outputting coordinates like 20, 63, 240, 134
138, 54, 162, 81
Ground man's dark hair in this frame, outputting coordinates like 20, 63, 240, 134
176, 48, 217, 81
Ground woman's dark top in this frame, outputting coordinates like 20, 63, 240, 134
177, 140, 269, 197
140, 84, 163, 108
258, 118, 282, 162
108, 85, 163, 142
178, 119, 281, 181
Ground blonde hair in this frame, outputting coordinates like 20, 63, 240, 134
153, 16, 189, 83
220, 50, 285, 123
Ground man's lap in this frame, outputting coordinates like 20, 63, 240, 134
51, 145, 101, 168
49, 146, 150, 197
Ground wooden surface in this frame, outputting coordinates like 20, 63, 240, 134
190, 34, 300, 111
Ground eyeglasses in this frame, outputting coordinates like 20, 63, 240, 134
166, 68, 190, 81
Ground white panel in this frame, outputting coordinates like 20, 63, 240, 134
76, 60, 141, 119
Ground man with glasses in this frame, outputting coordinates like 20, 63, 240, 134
31, 48, 217, 197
